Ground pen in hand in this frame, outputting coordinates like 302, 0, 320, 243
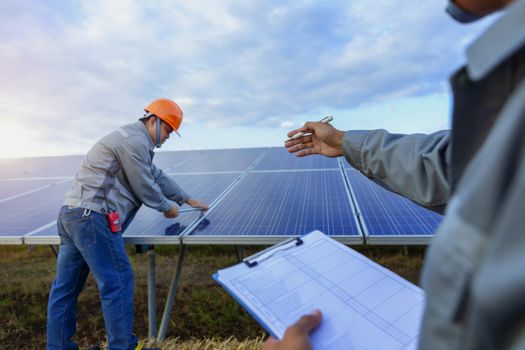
285, 116, 334, 142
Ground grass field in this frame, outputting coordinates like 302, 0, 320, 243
0, 243, 426, 349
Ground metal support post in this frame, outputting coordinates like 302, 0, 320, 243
235, 245, 245, 262
148, 247, 157, 339
49, 245, 58, 257
157, 244, 187, 341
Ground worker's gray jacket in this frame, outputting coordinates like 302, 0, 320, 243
343, 1, 525, 349
64, 121, 190, 225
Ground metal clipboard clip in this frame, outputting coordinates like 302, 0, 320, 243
243, 237, 304, 268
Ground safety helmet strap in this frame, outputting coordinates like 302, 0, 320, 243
155, 117, 161, 148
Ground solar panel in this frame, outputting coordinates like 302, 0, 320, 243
123, 173, 241, 244
168, 173, 242, 203
166, 148, 267, 173
0, 179, 65, 202
183, 170, 362, 244
3, 148, 441, 247
0, 180, 72, 244
153, 150, 200, 170
253, 147, 339, 171
0, 155, 82, 178
345, 169, 442, 244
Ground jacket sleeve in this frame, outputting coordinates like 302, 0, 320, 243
113, 137, 174, 212
343, 129, 451, 211
150, 163, 190, 205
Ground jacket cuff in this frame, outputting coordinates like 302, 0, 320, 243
343, 130, 369, 171
158, 198, 175, 213
172, 191, 191, 206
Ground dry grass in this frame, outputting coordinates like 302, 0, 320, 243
130, 336, 264, 350
92, 336, 264, 350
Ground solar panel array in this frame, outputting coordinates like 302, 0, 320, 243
1, 147, 442, 245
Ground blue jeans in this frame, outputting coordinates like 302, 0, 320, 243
47, 206, 138, 350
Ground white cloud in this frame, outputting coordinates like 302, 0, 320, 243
0, 0, 496, 157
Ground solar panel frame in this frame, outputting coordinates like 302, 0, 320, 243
0, 236, 24, 244
0, 231, 27, 244
21, 220, 59, 245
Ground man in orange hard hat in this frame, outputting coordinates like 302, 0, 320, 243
47, 98, 208, 350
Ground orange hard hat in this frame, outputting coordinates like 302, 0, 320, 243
144, 98, 183, 133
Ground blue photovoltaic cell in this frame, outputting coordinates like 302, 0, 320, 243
161, 148, 267, 173
186, 170, 360, 243
0, 179, 61, 201
0, 180, 72, 242
346, 169, 442, 240
123, 173, 240, 241
0, 155, 83, 178
253, 147, 340, 171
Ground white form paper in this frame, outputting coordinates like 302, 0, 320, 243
214, 230, 425, 350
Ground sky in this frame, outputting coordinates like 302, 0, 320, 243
0, 0, 498, 159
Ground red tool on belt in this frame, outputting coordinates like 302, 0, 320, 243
107, 210, 122, 233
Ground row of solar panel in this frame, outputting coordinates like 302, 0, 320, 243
0, 147, 442, 245
0, 148, 339, 179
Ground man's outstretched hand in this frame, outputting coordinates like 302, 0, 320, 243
285, 122, 344, 158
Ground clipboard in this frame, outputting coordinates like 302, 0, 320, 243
242, 237, 303, 267
212, 272, 278, 337
214, 230, 425, 349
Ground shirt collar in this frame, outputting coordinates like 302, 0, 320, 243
135, 121, 155, 150
466, 0, 525, 81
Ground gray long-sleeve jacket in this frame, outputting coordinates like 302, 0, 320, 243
343, 1, 525, 348
64, 121, 190, 225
